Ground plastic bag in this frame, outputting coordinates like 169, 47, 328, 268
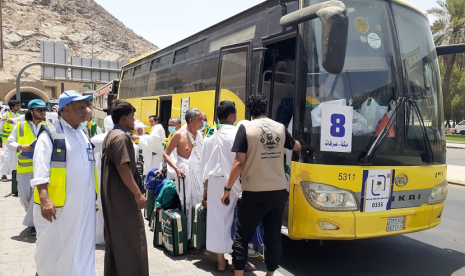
311, 99, 347, 127
360, 98, 388, 133
352, 110, 367, 135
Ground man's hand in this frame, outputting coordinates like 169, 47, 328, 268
40, 196, 57, 222
201, 199, 207, 208
176, 168, 185, 179
135, 192, 147, 209
21, 145, 34, 152
6, 119, 14, 124
221, 191, 230, 206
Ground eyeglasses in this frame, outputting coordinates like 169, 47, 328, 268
33, 108, 48, 113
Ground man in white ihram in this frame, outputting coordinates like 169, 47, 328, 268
163, 108, 204, 251
31, 90, 97, 276
199, 101, 244, 271
138, 115, 165, 173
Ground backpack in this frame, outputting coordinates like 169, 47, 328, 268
145, 168, 164, 190
155, 179, 179, 209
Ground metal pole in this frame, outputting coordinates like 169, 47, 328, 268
16, 62, 121, 101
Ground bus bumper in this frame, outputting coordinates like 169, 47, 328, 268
289, 184, 444, 240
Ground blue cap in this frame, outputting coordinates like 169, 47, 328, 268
58, 90, 93, 110
27, 99, 47, 110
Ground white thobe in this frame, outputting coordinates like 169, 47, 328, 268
199, 125, 241, 253
46, 112, 58, 124
0, 112, 23, 175
138, 124, 165, 174
31, 120, 96, 276
173, 130, 204, 239
103, 115, 113, 132
91, 132, 108, 245
6, 121, 43, 227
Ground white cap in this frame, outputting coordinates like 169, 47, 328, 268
135, 121, 148, 130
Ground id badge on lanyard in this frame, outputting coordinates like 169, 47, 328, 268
87, 144, 95, 161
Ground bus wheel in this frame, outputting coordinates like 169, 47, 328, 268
460, 131, 465, 135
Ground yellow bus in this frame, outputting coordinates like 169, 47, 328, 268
110, 0, 463, 240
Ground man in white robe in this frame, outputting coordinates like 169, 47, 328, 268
0, 100, 23, 181
91, 132, 107, 245
138, 116, 165, 174
31, 91, 96, 276
199, 101, 241, 271
163, 108, 204, 245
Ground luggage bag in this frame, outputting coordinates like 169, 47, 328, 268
162, 177, 188, 256
152, 208, 164, 247
191, 203, 207, 250
144, 188, 156, 220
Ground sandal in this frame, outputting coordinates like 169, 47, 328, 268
230, 262, 256, 273
216, 260, 229, 272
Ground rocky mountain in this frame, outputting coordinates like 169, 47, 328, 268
3, 0, 157, 60
1, 0, 158, 98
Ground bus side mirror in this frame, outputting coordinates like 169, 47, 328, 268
280, 0, 349, 74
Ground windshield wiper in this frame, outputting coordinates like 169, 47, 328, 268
407, 98, 435, 163
360, 97, 404, 164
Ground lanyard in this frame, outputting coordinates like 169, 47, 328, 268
113, 126, 126, 132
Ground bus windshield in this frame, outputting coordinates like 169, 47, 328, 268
299, 0, 445, 166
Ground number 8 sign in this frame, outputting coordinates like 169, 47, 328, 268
320, 104, 353, 153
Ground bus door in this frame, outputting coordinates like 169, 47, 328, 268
260, 32, 297, 234
159, 96, 172, 136
141, 98, 159, 127
214, 42, 253, 122
260, 32, 297, 125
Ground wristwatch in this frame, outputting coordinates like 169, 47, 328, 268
224, 186, 231, 192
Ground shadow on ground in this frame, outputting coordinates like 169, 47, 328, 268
277, 235, 465, 276
10, 227, 37, 244
160, 247, 269, 276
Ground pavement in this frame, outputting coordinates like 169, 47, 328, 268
0, 180, 281, 276
447, 143, 465, 186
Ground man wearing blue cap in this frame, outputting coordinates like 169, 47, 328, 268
31, 90, 98, 276
6, 99, 47, 236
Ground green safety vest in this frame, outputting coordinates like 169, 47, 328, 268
33, 122, 98, 207
16, 121, 46, 174
2, 112, 14, 143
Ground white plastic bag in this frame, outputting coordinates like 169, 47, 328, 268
352, 110, 367, 135
360, 98, 388, 133
311, 99, 347, 127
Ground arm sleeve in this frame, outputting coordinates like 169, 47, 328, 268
231, 124, 248, 153
284, 129, 296, 150
112, 134, 132, 166
96, 126, 103, 135
31, 132, 53, 187
12, 115, 26, 124
6, 125, 19, 151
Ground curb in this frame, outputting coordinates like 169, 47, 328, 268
447, 179, 465, 186
446, 145, 465, 149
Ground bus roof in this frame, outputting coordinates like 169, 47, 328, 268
125, 0, 426, 67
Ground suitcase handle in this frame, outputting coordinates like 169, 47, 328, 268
178, 176, 186, 214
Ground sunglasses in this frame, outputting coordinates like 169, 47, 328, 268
33, 108, 48, 113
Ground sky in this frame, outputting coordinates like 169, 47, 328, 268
94, 0, 440, 50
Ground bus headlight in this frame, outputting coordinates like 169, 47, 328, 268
301, 182, 359, 211
428, 181, 448, 205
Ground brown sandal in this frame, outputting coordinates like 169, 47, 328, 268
230, 262, 256, 273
